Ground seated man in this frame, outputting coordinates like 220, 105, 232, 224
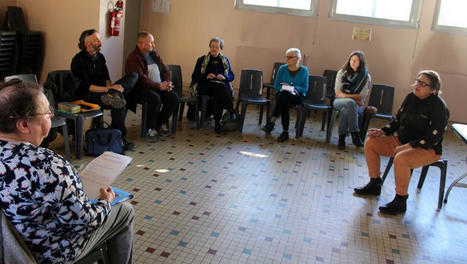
125, 31, 179, 138
71, 29, 137, 150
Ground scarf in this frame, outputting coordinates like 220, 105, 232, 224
189, 53, 233, 96
341, 67, 369, 94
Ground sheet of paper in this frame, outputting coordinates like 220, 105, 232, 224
80, 152, 132, 199
281, 84, 296, 95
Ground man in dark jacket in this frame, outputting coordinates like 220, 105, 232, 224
71, 29, 137, 150
125, 32, 178, 138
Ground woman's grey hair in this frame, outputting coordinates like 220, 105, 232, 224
0, 79, 43, 133
418, 70, 442, 95
286, 48, 302, 63
209, 37, 224, 49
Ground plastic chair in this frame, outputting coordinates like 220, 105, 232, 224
359, 84, 395, 140
17, 31, 44, 81
43, 70, 103, 159
381, 157, 447, 210
323, 69, 337, 101
4, 74, 71, 160
236, 69, 270, 133
167, 64, 199, 130
263, 62, 284, 101
0, 31, 18, 78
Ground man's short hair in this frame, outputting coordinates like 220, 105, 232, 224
78, 29, 97, 50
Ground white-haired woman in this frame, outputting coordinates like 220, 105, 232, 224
262, 48, 309, 142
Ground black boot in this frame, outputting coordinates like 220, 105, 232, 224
351, 132, 364, 147
379, 194, 408, 215
262, 122, 275, 133
215, 121, 224, 133
338, 134, 346, 150
354, 177, 382, 195
277, 131, 289, 142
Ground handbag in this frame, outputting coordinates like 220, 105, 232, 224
85, 123, 123, 156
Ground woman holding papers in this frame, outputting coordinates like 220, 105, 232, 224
0, 79, 134, 263
262, 48, 309, 142
333, 50, 371, 150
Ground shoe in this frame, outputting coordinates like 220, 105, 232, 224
277, 131, 289, 142
338, 134, 346, 150
351, 132, 364, 147
145, 128, 158, 142
262, 122, 275, 133
354, 177, 382, 195
159, 124, 170, 137
101, 92, 126, 109
215, 122, 225, 133
122, 137, 134, 151
379, 194, 408, 215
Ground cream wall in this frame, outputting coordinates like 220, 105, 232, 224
1, 0, 126, 83
140, 0, 467, 123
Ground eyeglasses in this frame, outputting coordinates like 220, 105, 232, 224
285, 55, 297, 59
32, 106, 54, 119
415, 79, 432, 87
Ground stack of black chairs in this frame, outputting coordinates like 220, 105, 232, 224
1, 6, 44, 81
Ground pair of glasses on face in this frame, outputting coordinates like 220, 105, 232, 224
415, 79, 432, 87
32, 106, 55, 119
285, 55, 297, 59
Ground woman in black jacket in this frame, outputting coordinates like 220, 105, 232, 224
354, 70, 449, 215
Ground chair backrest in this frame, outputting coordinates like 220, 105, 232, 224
3, 6, 28, 32
0, 31, 18, 77
0, 210, 37, 263
239, 68, 264, 98
322, 69, 337, 98
17, 32, 44, 80
304, 75, 328, 105
368, 84, 394, 116
43, 70, 80, 107
167, 64, 183, 97
4, 73, 38, 83
269, 62, 284, 84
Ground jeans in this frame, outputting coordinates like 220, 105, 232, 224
333, 98, 364, 135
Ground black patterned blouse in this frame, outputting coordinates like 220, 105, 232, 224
0, 140, 111, 263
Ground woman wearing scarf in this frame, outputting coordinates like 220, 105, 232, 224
191, 37, 236, 133
333, 50, 371, 150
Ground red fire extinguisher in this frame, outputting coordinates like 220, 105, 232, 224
109, 0, 123, 36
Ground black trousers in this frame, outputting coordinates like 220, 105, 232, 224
272, 91, 303, 131
138, 89, 179, 130
87, 73, 138, 136
198, 82, 234, 122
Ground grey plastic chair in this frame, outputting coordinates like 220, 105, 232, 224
237, 69, 270, 133
263, 62, 284, 101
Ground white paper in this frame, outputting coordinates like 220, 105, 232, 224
80, 152, 132, 199
281, 84, 296, 95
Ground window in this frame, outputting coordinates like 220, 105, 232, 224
329, 0, 422, 28
235, 0, 318, 17
433, 0, 467, 34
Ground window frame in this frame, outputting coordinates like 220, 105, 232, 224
234, 0, 318, 17
329, 0, 422, 29
432, 0, 467, 34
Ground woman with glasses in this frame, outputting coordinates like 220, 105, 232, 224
333, 50, 371, 150
262, 48, 309, 142
354, 70, 449, 215
0, 79, 134, 263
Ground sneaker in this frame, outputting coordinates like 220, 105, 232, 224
101, 92, 126, 109
159, 124, 170, 137
145, 128, 158, 142
122, 137, 134, 151
262, 122, 275, 133
277, 131, 289, 142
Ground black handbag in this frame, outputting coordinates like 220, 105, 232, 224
85, 123, 123, 156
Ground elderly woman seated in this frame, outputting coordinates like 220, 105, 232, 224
0, 79, 134, 263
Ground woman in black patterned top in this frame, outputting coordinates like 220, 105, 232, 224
354, 70, 449, 215
0, 80, 134, 263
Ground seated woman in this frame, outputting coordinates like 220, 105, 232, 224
262, 48, 309, 142
0, 80, 134, 263
333, 50, 371, 149
191, 37, 236, 133
354, 70, 449, 215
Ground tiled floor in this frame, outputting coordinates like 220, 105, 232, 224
56, 106, 467, 264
